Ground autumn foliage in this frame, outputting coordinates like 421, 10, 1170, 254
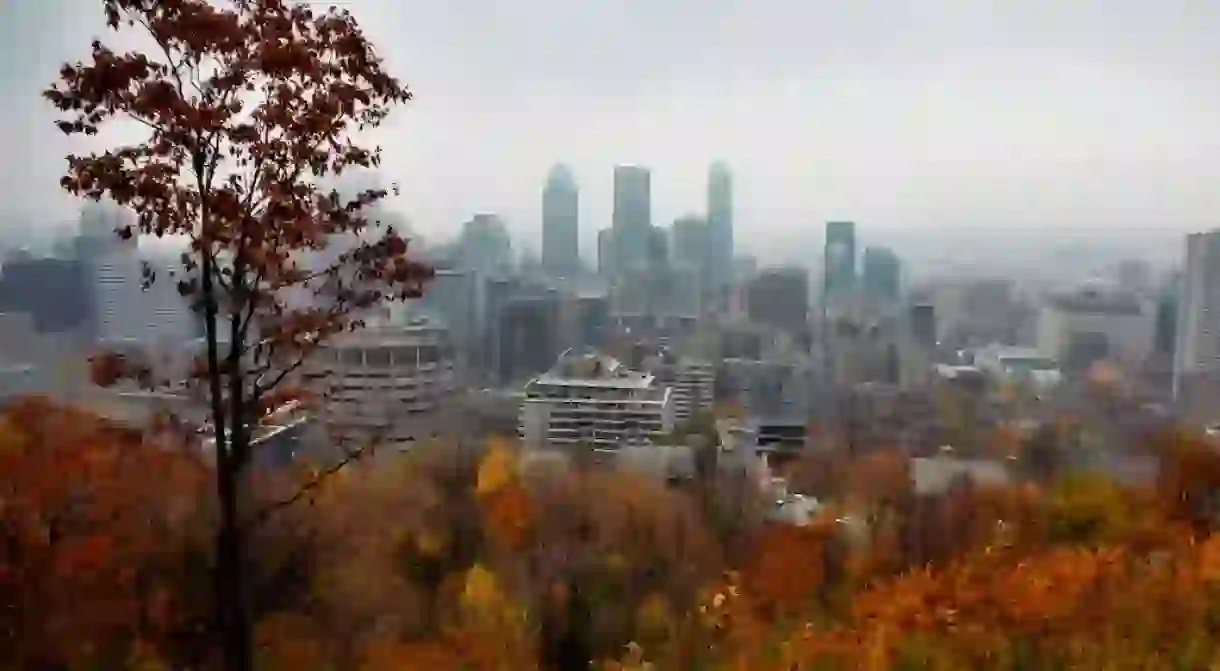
7, 393, 1220, 669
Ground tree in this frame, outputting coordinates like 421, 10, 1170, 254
0, 398, 210, 668
44, 1, 429, 668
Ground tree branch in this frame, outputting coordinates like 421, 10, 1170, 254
249, 442, 370, 529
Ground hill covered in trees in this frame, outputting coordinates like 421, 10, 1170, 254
7, 396, 1220, 669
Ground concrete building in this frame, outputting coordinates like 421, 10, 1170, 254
642, 350, 715, 425
0, 253, 89, 334
909, 303, 937, 350
519, 349, 674, 451
1036, 287, 1152, 372
1176, 230, 1220, 399
541, 164, 580, 278
932, 278, 1020, 347
823, 221, 857, 317
611, 165, 652, 275
707, 162, 734, 290
719, 356, 815, 418
861, 246, 902, 312
497, 293, 562, 385
456, 213, 513, 277
973, 344, 1062, 390
78, 201, 144, 342
303, 315, 455, 446
746, 267, 809, 336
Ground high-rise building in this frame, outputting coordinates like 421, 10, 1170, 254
862, 246, 901, 308
671, 215, 708, 270
707, 162, 734, 289
541, 164, 579, 278
497, 293, 562, 385
823, 221, 857, 315
1175, 230, 1220, 398
78, 201, 144, 343
457, 213, 513, 276
746, 267, 810, 335
909, 303, 937, 350
0, 254, 89, 334
1154, 283, 1178, 359
574, 294, 610, 351
140, 249, 196, 343
597, 229, 615, 277
612, 165, 651, 274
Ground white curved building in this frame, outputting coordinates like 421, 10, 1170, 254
303, 315, 455, 447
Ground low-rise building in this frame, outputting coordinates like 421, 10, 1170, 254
519, 349, 674, 451
1037, 287, 1153, 372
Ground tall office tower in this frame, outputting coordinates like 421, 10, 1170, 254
0, 254, 89, 334
457, 213, 513, 277
646, 226, 669, 271
746, 267, 810, 335
1175, 230, 1220, 399
597, 228, 615, 277
541, 164, 579, 278
140, 249, 195, 343
862, 246, 902, 308
611, 165, 652, 274
671, 214, 708, 270
909, 303, 937, 350
823, 221, 857, 315
707, 162, 734, 289
78, 201, 143, 342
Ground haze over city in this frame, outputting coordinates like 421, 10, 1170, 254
11, 1, 1220, 668
4, 0, 1220, 266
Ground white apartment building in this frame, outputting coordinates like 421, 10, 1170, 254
1176, 230, 1220, 398
520, 349, 675, 451
303, 315, 455, 446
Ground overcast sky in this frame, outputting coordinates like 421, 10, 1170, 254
3, 0, 1220, 264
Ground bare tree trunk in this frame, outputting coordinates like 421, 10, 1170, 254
202, 249, 253, 671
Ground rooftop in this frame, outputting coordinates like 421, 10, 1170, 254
1049, 288, 1143, 316
532, 349, 656, 389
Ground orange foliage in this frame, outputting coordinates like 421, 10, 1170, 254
0, 397, 207, 667
742, 522, 833, 619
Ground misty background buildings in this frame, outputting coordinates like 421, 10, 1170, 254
0, 151, 1217, 486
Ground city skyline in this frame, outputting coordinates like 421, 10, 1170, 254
4, 0, 1220, 265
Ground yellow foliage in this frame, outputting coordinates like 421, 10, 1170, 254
476, 438, 516, 496
635, 593, 674, 641
461, 563, 510, 623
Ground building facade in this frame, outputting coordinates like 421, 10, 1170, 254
1036, 288, 1152, 373
611, 165, 652, 274
707, 162, 734, 290
1176, 230, 1220, 400
823, 221, 857, 317
303, 316, 456, 446
541, 164, 579, 278
520, 350, 674, 451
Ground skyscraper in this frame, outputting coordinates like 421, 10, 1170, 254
541, 164, 579, 278
1175, 230, 1220, 399
707, 162, 734, 288
78, 201, 143, 343
611, 165, 651, 274
823, 221, 857, 315
747, 267, 809, 335
862, 246, 901, 307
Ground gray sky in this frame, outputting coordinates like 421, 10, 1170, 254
3, 0, 1220, 264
